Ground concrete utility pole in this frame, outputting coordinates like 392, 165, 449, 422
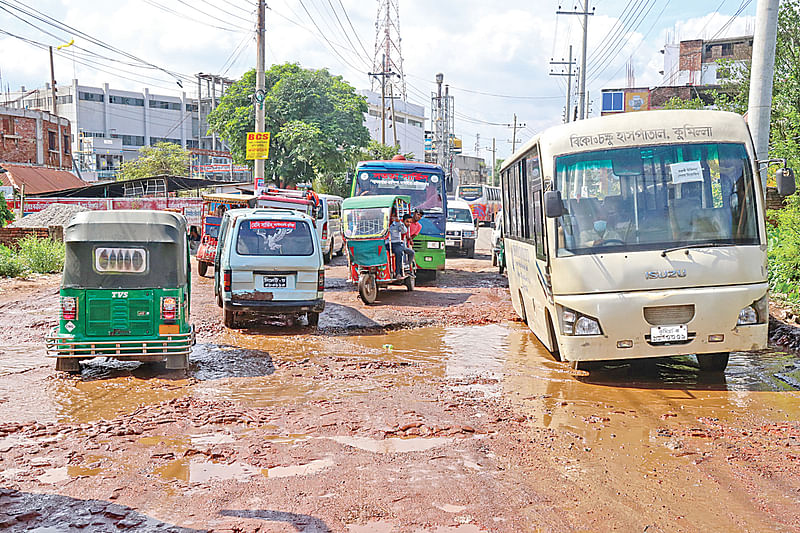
748, 0, 780, 194
550, 45, 576, 123
254, 0, 266, 184
557, 2, 594, 120
369, 54, 399, 146
49, 46, 63, 168
512, 114, 518, 153
485, 137, 497, 186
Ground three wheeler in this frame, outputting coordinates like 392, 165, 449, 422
46, 210, 195, 373
342, 195, 415, 304
197, 193, 255, 277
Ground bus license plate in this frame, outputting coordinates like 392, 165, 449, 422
262, 276, 287, 289
650, 325, 688, 343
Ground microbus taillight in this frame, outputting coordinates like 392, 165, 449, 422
61, 297, 77, 320
223, 270, 232, 292
161, 297, 178, 322
321, 221, 328, 240
317, 270, 325, 291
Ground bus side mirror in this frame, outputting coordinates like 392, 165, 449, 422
776, 168, 796, 197
544, 191, 564, 218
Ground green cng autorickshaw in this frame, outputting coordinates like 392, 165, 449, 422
46, 210, 195, 373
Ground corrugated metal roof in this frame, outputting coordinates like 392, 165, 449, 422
0, 164, 87, 195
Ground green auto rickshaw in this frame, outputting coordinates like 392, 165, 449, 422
46, 210, 195, 372
342, 194, 415, 304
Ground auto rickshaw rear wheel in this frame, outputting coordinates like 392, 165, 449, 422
55, 357, 80, 373
358, 273, 377, 304
223, 307, 236, 328
197, 261, 209, 277
404, 274, 414, 292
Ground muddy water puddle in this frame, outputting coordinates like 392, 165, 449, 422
153, 456, 336, 483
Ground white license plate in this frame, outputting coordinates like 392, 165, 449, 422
262, 276, 287, 288
445, 239, 455, 246
650, 324, 688, 342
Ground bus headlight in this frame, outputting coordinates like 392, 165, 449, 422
737, 295, 767, 326
737, 305, 758, 325
561, 307, 602, 336
427, 242, 440, 249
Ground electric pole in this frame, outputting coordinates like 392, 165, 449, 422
748, 0, 780, 194
49, 46, 63, 168
431, 73, 455, 192
509, 115, 526, 153
369, 54, 399, 146
475, 133, 481, 158
485, 137, 497, 186
254, 0, 266, 184
550, 45, 576, 123
557, 2, 594, 120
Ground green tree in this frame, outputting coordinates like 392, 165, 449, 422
662, 96, 706, 110
0, 191, 14, 227
313, 141, 416, 198
208, 63, 370, 188
119, 142, 190, 180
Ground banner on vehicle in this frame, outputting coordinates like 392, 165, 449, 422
250, 220, 295, 230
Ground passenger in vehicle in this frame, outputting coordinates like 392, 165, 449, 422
579, 206, 624, 247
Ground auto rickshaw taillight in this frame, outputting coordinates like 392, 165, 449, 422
161, 297, 178, 321
318, 270, 325, 291
321, 222, 328, 240
61, 297, 77, 320
223, 270, 232, 292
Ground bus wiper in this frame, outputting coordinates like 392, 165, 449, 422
661, 242, 736, 257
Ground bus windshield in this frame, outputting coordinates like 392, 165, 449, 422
354, 170, 444, 213
554, 142, 759, 256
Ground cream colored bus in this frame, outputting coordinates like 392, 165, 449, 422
500, 110, 794, 372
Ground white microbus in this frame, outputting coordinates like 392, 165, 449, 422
456, 184, 501, 225
500, 110, 790, 372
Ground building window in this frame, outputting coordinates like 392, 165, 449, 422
79, 91, 104, 102
109, 95, 144, 106
149, 100, 182, 111
1, 117, 15, 135
721, 43, 733, 56
150, 137, 181, 145
408, 119, 423, 128
601, 91, 624, 112
56, 94, 73, 104
368, 110, 380, 117
186, 139, 199, 149
111, 134, 145, 146
394, 116, 406, 124
81, 131, 105, 138
186, 103, 198, 112
48, 130, 57, 151
63, 135, 70, 154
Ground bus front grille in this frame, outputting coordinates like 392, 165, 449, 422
643, 304, 695, 326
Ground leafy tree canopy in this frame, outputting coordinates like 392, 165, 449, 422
662, 96, 706, 110
0, 191, 14, 227
208, 63, 370, 188
119, 142, 190, 180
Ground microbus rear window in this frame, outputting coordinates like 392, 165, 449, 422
236, 220, 314, 256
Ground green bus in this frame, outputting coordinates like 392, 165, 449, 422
46, 210, 195, 372
352, 157, 447, 279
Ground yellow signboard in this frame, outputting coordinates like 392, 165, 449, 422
246, 132, 271, 159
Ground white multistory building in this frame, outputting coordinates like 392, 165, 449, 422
359, 90, 425, 160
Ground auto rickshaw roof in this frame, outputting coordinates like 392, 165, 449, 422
342, 194, 411, 210
64, 210, 187, 243
201, 193, 256, 205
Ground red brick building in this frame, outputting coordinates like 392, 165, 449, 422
0, 106, 72, 170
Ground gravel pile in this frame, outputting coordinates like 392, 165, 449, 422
11, 203, 89, 228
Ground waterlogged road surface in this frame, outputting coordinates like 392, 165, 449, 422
1, 230, 799, 532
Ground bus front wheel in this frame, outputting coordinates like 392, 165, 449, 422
697, 352, 729, 372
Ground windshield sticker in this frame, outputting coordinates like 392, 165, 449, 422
569, 125, 714, 149
95, 247, 147, 273
365, 172, 433, 190
669, 161, 704, 184
250, 221, 296, 230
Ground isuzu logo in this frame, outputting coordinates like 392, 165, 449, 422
645, 269, 686, 280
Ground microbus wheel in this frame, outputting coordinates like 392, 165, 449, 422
223, 307, 236, 328
216, 291, 223, 308
467, 244, 475, 259
55, 357, 81, 373
404, 274, 415, 292
697, 352, 729, 372
197, 261, 208, 277
358, 273, 378, 304
307, 311, 320, 327
323, 244, 333, 264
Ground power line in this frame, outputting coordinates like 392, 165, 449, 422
140, 0, 250, 33
336, 0, 372, 62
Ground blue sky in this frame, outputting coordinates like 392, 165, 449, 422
0, 0, 758, 160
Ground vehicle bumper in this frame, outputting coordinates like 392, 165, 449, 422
445, 237, 475, 250
552, 283, 769, 362
45, 326, 195, 359
227, 298, 325, 315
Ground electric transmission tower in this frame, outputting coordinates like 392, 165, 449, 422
372, 0, 407, 102
431, 73, 455, 193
